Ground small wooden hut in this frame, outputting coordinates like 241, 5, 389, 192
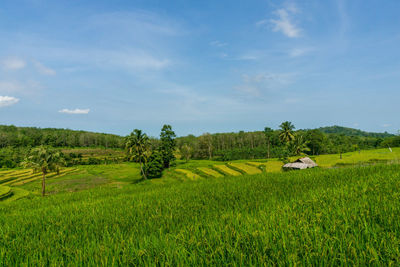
283, 157, 318, 170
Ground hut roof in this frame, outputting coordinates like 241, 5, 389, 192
283, 157, 318, 170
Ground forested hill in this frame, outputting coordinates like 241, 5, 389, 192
318, 126, 393, 138
0, 125, 125, 148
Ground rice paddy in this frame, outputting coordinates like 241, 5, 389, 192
0, 185, 12, 200
213, 164, 242, 176
175, 169, 201, 180
197, 167, 224, 178
1, 163, 400, 265
228, 162, 263, 174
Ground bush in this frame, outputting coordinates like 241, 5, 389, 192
143, 151, 164, 179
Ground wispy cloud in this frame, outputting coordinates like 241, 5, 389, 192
0, 96, 19, 107
1, 57, 26, 70
99, 50, 170, 70
0, 80, 44, 96
289, 47, 312, 57
235, 72, 294, 96
268, 4, 301, 38
59, 108, 90, 114
34, 61, 56, 75
0, 81, 24, 93
210, 40, 228, 47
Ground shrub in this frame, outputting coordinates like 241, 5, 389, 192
143, 151, 164, 179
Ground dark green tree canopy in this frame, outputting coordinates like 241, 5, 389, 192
159, 125, 176, 168
143, 151, 164, 179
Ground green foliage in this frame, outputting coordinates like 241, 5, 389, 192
159, 125, 176, 168
143, 151, 164, 179
0, 125, 124, 148
290, 134, 311, 156
264, 127, 274, 158
179, 144, 192, 162
279, 121, 295, 144
318, 125, 393, 138
125, 129, 150, 179
22, 146, 66, 196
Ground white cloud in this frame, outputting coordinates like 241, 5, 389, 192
59, 108, 90, 114
269, 6, 301, 38
1, 58, 26, 70
0, 96, 19, 107
34, 61, 56, 75
382, 124, 391, 128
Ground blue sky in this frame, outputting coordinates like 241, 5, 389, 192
0, 0, 399, 137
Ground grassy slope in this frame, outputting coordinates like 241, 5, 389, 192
1, 165, 400, 265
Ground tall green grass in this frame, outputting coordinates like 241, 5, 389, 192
1, 164, 400, 265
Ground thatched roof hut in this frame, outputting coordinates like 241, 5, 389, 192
283, 157, 318, 170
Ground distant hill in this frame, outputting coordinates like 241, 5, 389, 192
317, 126, 393, 138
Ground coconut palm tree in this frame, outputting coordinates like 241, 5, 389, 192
291, 134, 311, 156
279, 121, 295, 144
22, 146, 65, 196
125, 129, 150, 179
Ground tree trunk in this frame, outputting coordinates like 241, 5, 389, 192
42, 173, 46, 197
267, 141, 270, 159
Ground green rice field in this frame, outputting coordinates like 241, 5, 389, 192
1, 148, 400, 264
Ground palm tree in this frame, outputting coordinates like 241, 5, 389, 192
22, 146, 65, 196
279, 121, 295, 144
291, 134, 311, 156
125, 129, 150, 179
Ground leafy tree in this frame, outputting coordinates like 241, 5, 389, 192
22, 146, 65, 196
279, 121, 295, 144
126, 129, 150, 179
291, 134, 310, 156
159, 125, 176, 168
305, 129, 325, 155
199, 133, 213, 160
179, 144, 193, 162
143, 151, 164, 178
264, 127, 274, 158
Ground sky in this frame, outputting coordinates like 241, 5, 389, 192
0, 0, 399, 137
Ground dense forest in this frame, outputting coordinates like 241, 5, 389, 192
1, 124, 400, 168
0, 125, 125, 148
176, 125, 398, 161
318, 126, 393, 138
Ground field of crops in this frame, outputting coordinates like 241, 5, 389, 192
1, 147, 400, 203
1, 164, 400, 265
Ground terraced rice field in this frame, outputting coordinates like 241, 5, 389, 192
197, 167, 224, 178
0, 168, 80, 203
228, 163, 262, 174
175, 169, 201, 180
213, 165, 242, 176
0, 185, 12, 200
0, 168, 79, 187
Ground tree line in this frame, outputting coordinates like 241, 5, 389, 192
4, 122, 400, 197
176, 122, 396, 161
2, 122, 399, 169
0, 125, 125, 148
